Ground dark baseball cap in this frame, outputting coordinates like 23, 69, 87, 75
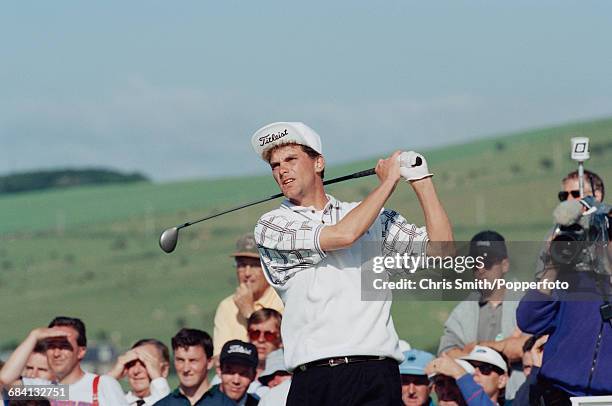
230, 233, 260, 259
469, 230, 507, 267
220, 340, 258, 369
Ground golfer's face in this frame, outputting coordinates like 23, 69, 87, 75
269, 145, 318, 202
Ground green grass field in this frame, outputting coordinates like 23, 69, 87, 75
1, 117, 611, 358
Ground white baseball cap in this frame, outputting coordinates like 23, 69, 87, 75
459, 345, 508, 373
251, 122, 323, 161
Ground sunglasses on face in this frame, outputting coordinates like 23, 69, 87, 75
248, 328, 279, 342
468, 361, 503, 376
401, 374, 430, 386
558, 190, 582, 201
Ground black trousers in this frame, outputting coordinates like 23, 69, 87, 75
287, 358, 403, 406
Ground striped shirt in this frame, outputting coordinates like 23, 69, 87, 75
254, 194, 428, 370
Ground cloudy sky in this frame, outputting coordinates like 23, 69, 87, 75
2, 1, 611, 181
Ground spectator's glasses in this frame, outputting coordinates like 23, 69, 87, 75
248, 328, 279, 342
467, 361, 504, 376
558, 190, 581, 201
401, 374, 430, 386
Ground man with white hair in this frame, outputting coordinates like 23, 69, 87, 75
251, 122, 453, 405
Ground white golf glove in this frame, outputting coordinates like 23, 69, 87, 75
398, 151, 433, 181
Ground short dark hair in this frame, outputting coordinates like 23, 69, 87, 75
48, 316, 87, 347
171, 328, 213, 359
33, 342, 46, 354
132, 338, 170, 364
263, 142, 325, 179
247, 308, 282, 330
563, 169, 605, 199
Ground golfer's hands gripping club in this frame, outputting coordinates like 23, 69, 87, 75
398, 151, 432, 182
375, 151, 402, 188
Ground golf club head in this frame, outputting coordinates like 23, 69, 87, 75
159, 227, 179, 253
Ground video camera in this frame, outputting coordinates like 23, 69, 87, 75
549, 137, 611, 274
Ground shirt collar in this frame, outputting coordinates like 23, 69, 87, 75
125, 391, 151, 404
281, 194, 338, 214
254, 286, 276, 308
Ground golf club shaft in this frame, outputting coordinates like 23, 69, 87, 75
178, 168, 375, 229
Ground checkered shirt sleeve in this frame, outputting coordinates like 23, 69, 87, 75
379, 209, 428, 257
255, 214, 327, 286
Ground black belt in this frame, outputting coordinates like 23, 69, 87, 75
297, 355, 388, 372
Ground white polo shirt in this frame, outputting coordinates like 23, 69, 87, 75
254, 194, 428, 370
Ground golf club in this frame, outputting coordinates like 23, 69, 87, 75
159, 167, 376, 253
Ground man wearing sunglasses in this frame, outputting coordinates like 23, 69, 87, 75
398, 350, 435, 406
213, 234, 284, 358
518, 170, 612, 402
557, 169, 604, 203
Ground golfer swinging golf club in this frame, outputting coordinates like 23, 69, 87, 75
251, 122, 453, 405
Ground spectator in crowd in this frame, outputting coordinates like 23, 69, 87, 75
438, 230, 526, 400
559, 169, 604, 203
107, 338, 171, 406
430, 360, 474, 406
256, 349, 291, 406
247, 309, 282, 377
155, 328, 233, 406
213, 234, 284, 357
518, 170, 612, 402
513, 335, 548, 406
21, 343, 54, 382
0, 317, 128, 405
519, 335, 540, 378
257, 349, 290, 389
398, 349, 435, 406
212, 340, 259, 406
428, 346, 508, 406
251, 122, 452, 405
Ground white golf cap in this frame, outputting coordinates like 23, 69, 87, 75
251, 122, 323, 161
459, 345, 508, 373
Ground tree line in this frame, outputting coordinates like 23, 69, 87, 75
0, 168, 149, 195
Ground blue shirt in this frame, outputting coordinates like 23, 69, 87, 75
153, 386, 235, 406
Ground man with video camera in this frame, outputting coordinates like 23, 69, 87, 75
517, 168, 612, 404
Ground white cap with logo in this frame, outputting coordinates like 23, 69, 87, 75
251, 122, 323, 160
459, 345, 508, 373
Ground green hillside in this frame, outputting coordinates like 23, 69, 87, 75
1, 117, 611, 356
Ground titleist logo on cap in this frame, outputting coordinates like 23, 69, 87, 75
228, 344, 252, 355
259, 129, 288, 147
